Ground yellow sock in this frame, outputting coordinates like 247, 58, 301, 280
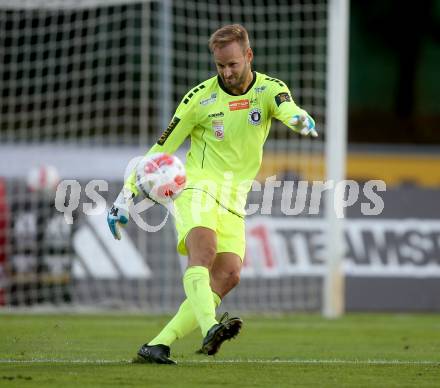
183, 266, 218, 336
148, 292, 221, 346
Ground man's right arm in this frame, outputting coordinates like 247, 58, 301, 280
107, 91, 197, 240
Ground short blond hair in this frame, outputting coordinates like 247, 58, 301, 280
208, 24, 250, 53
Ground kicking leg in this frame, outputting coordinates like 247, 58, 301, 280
148, 291, 222, 347
135, 291, 221, 365
146, 252, 241, 356
136, 227, 217, 365
136, 235, 243, 362
183, 227, 219, 336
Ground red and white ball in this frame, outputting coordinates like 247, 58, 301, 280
26, 164, 60, 193
135, 153, 186, 204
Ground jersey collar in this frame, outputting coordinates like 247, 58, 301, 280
217, 71, 257, 96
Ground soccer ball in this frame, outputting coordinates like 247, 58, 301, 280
135, 153, 186, 204
26, 164, 60, 194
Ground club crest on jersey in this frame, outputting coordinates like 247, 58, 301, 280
200, 93, 217, 106
212, 119, 224, 140
248, 108, 262, 125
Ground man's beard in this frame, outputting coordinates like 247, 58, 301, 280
223, 64, 250, 91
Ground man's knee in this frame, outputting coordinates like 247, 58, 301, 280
228, 271, 240, 288
189, 245, 217, 267
186, 227, 217, 267
211, 268, 241, 297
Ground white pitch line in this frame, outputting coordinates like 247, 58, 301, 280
0, 359, 439, 366
186, 359, 440, 365
0, 359, 130, 364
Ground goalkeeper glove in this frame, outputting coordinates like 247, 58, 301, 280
291, 113, 318, 137
107, 187, 134, 240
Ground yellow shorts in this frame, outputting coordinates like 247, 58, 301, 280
173, 189, 246, 260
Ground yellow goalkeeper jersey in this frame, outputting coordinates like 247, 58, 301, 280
125, 71, 310, 216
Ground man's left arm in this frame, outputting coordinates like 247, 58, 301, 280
269, 81, 318, 138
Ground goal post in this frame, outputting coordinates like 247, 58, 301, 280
323, 0, 349, 318
0, 0, 349, 315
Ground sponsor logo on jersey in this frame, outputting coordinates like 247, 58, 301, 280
212, 119, 224, 140
229, 99, 249, 111
200, 93, 217, 106
208, 111, 224, 118
254, 86, 266, 93
157, 116, 181, 145
248, 108, 262, 125
275, 92, 291, 107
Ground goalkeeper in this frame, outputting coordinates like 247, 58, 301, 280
107, 24, 317, 364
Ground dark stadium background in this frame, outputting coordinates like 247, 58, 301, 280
1, 1, 439, 144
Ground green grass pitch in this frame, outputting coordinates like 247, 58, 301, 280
0, 313, 439, 387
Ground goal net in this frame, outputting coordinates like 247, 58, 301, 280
0, 0, 347, 314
